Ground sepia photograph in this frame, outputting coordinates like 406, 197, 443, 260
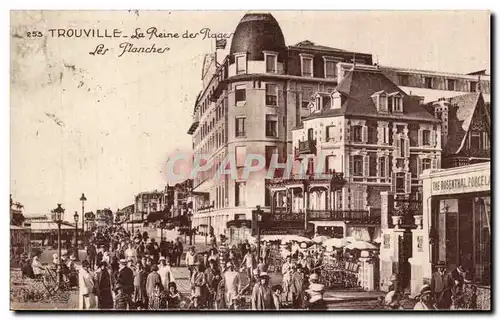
9, 10, 491, 311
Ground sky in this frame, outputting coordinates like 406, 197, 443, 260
10, 10, 490, 215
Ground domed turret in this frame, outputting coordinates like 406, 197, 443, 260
230, 13, 286, 62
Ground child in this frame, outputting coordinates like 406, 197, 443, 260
167, 282, 183, 309
148, 283, 168, 310
272, 285, 283, 310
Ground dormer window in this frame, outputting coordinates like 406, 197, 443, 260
264, 51, 278, 73
323, 57, 338, 79
388, 92, 403, 113
300, 53, 314, 77
372, 91, 388, 112
331, 91, 343, 110
235, 53, 247, 75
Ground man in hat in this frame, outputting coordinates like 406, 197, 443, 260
78, 260, 97, 310
253, 272, 273, 310
158, 257, 175, 291
430, 261, 454, 309
450, 264, 467, 292
117, 258, 134, 306
305, 283, 326, 310
205, 258, 221, 309
223, 261, 241, 309
414, 285, 436, 310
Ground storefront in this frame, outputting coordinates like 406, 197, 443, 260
410, 162, 490, 308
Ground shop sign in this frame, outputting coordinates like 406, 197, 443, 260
430, 170, 490, 195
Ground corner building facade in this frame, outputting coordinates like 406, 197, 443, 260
187, 13, 372, 241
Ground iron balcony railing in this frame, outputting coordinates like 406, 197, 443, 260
308, 209, 381, 224
296, 139, 317, 155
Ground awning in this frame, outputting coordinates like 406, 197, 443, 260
226, 219, 252, 229
29, 221, 76, 232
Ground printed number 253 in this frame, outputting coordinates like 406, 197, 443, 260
27, 31, 43, 38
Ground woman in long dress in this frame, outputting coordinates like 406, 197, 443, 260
79, 260, 97, 310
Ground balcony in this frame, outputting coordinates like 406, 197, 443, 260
309, 209, 381, 225
295, 139, 317, 156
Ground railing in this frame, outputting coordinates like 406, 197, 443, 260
272, 207, 305, 221
266, 172, 346, 186
297, 139, 317, 155
308, 209, 381, 224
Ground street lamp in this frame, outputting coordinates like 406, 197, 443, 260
52, 203, 64, 286
80, 193, 87, 246
73, 211, 79, 261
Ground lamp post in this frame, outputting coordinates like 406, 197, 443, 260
52, 204, 65, 286
73, 211, 80, 261
80, 193, 87, 246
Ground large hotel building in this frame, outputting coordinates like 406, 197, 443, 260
186, 13, 490, 242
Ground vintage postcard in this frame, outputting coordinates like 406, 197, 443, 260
10, 10, 491, 311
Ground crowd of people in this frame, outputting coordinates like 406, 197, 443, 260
18, 225, 482, 311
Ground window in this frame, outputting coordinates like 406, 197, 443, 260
235, 117, 246, 137
352, 188, 364, 210
265, 53, 277, 73
422, 158, 431, 171
352, 155, 363, 176
379, 157, 386, 177
236, 54, 247, 74
393, 97, 402, 112
235, 84, 246, 104
265, 83, 278, 106
302, 86, 314, 108
324, 58, 337, 78
410, 156, 418, 178
447, 79, 456, 91
400, 138, 406, 157
235, 146, 246, 168
265, 146, 278, 168
325, 155, 336, 173
387, 96, 393, 113
301, 55, 313, 77
398, 74, 409, 86
369, 154, 377, 177
265, 116, 277, 137
351, 125, 363, 142
482, 132, 490, 150
436, 197, 491, 286
424, 77, 433, 89
470, 81, 478, 92
470, 132, 481, 149
235, 182, 246, 206
379, 95, 387, 112
395, 172, 405, 193
326, 125, 335, 141
422, 130, 431, 146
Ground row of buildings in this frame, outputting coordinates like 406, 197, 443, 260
118, 179, 194, 231
185, 12, 491, 299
